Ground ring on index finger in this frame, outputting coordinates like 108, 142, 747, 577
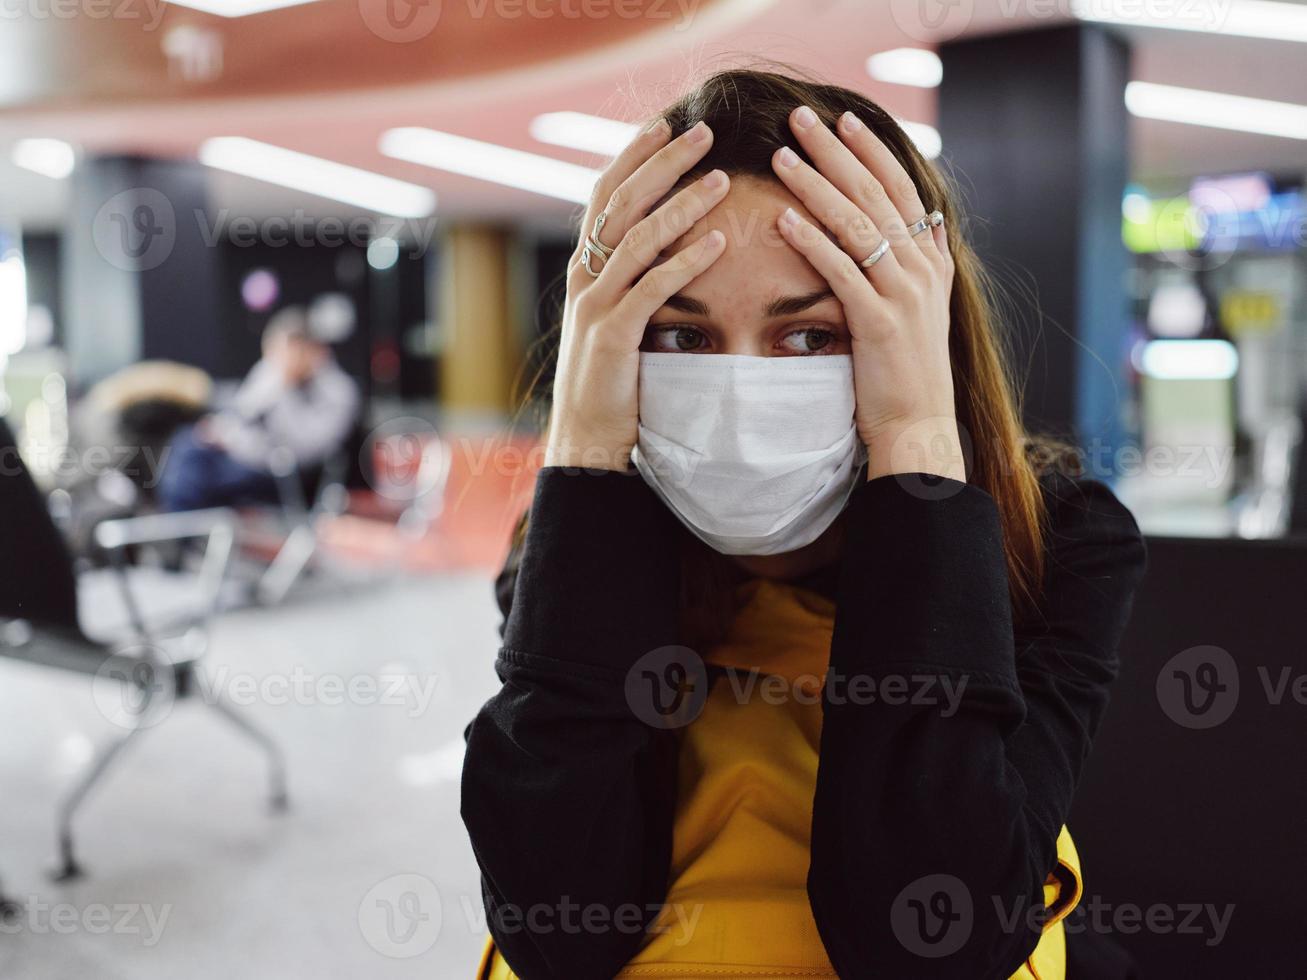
581, 210, 617, 277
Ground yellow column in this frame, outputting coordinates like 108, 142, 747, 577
439, 224, 517, 413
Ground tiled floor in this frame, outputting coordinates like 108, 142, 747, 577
0, 566, 505, 979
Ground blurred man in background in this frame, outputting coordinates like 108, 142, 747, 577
157, 306, 359, 512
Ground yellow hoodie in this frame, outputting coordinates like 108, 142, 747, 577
480, 578, 1082, 979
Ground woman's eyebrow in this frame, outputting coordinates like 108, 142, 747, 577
663, 293, 711, 315
765, 288, 836, 317
661, 287, 837, 318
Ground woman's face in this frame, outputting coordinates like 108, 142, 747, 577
640, 173, 851, 579
640, 175, 851, 359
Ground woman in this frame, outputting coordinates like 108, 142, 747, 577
462, 68, 1147, 979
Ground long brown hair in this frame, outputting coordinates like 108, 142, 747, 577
511, 66, 1070, 648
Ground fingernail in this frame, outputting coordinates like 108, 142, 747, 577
706, 229, 725, 248
780, 207, 798, 228
840, 111, 863, 134
687, 121, 710, 144
646, 118, 669, 137
703, 169, 726, 190
793, 105, 818, 130
777, 146, 799, 169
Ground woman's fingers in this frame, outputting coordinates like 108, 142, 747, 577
613, 230, 726, 334
586, 121, 714, 266
834, 110, 941, 261
593, 169, 730, 296
771, 144, 896, 277
573, 119, 672, 271
776, 206, 882, 330
786, 106, 931, 271
934, 219, 955, 291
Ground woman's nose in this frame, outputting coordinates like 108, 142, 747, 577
715, 326, 771, 357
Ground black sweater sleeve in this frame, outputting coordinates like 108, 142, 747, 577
807, 471, 1147, 978
460, 467, 683, 980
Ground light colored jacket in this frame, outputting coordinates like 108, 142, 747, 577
214, 358, 358, 470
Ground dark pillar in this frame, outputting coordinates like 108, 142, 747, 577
939, 24, 1131, 459
63, 156, 224, 383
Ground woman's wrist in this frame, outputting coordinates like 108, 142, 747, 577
862, 415, 966, 483
543, 430, 634, 472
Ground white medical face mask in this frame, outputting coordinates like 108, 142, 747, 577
631, 352, 865, 556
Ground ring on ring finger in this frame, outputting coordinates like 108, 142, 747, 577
907, 210, 944, 237
858, 238, 890, 269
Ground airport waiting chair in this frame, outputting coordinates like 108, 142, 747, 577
254, 440, 355, 605
0, 418, 288, 880
255, 422, 452, 601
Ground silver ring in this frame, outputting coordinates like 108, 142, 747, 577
908, 210, 944, 237
858, 238, 890, 269
581, 243, 603, 278
589, 211, 615, 258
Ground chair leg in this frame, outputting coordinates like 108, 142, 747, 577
0, 877, 18, 921
257, 523, 319, 606
50, 701, 153, 882
198, 675, 289, 813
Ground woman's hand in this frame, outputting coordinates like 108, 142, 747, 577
545, 120, 729, 471
771, 105, 964, 484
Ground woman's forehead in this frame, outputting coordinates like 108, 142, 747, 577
662, 176, 830, 303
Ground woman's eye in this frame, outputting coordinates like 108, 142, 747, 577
645, 325, 709, 352
778, 327, 836, 355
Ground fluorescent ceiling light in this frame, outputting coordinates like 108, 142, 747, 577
199, 137, 436, 218
12, 138, 76, 179
1125, 81, 1307, 140
380, 128, 599, 204
867, 48, 942, 87
164, 0, 325, 17
531, 112, 640, 157
1138, 340, 1239, 380
898, 120, 942, 159
1077, 0, 1307, 44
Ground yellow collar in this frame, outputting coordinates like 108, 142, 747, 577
704, 579, 837, 687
